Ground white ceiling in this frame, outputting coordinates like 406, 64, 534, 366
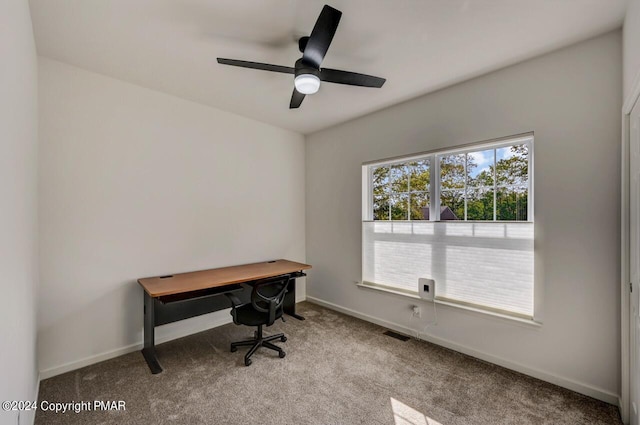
29, 0, 627, 134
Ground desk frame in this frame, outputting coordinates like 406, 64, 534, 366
139, 260, 309, 374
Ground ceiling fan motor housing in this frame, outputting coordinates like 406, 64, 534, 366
298, 36, 310, 53
295, 58, 319, 78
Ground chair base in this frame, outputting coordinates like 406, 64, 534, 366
230, 325, 287, 366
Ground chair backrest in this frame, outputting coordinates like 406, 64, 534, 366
251, 274, 290, 326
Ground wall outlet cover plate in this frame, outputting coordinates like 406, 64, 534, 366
418, 278, 435, 301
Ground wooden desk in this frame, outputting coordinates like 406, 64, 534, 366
138, 259, 311, 374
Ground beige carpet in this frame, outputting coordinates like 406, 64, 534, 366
36, 302, 621, 425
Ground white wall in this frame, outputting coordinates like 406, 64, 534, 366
624, 0, 640, 102
0, 1, 39, 425
38, 58, 305, 376
306, 31, 621, 403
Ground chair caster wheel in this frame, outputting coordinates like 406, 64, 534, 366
279, 351, 286, 358
245, 359, 252, 366
230, 346, 237, 352
281, 336, 287, 342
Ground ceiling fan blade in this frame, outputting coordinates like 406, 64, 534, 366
302, 5, 342, 68
290, 88, 306, 109
217, 58, 295, 74
319, 68, 386, 88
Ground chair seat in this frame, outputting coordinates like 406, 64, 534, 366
232, 303, 283, 327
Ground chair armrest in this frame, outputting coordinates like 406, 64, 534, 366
225, 292, 242, 309
268, 299, 277, 326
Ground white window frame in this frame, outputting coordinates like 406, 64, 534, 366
360, 133, 538, 323
363, 133, 534, 223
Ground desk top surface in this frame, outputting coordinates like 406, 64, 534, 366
138, 259, 312, 297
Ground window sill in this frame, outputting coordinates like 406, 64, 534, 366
356, 282, 422, 299
361, 220, 534, 224
356, 282, 542, 328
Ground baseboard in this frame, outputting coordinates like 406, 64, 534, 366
306, 296, 620, 406
39, 314, 234, 380
619, 396, 628, 425
21, 373, 40, 425
31, 374, 40, 425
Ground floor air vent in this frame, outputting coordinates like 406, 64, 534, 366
383, 330, 410, 341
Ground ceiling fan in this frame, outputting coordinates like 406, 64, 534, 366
217, 4, 386, 109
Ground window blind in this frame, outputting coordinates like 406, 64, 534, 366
362, 221, 534, 317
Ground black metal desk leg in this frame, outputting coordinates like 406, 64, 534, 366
284, 276, 305, 321
141, 292, 163, 374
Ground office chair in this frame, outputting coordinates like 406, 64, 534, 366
226, 274, 290, 366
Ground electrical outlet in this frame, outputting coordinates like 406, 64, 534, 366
412, 305, 421, 318
418, 278, 435, 301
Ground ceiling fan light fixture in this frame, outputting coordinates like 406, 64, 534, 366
294, 74, 320, 94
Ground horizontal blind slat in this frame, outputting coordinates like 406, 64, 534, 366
362, 221, 533, 316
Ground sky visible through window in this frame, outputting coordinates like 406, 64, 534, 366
468, 146, 517, 177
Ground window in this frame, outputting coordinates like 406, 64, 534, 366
368, 139, 531, 222
372, 159, 430, 220
362, 134, 534, 319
